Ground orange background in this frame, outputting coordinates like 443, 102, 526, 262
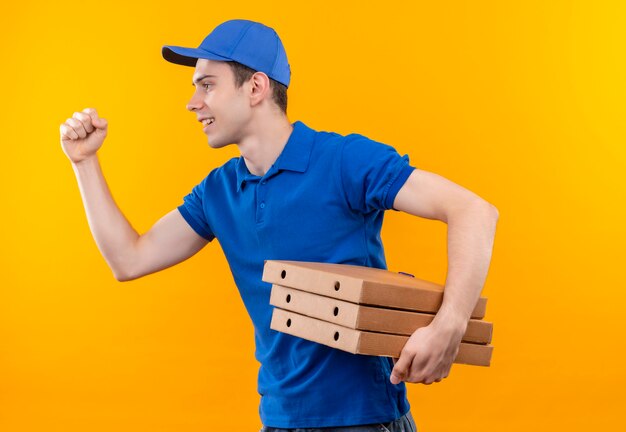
1, 1, 625, 431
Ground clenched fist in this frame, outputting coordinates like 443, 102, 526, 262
60, 108, 108, 164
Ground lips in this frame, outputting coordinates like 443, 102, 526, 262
199, 117, 215, 126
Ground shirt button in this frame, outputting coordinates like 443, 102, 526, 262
260, 202, 266, 209
261, 180, 267, 185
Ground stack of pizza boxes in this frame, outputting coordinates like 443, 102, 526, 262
262, 260, 493, 366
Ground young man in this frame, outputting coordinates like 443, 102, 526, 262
60, 19, 498, 431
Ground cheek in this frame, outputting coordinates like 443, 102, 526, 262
225, 97, 249, 120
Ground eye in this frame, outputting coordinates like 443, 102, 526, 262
203, 83, 212, 90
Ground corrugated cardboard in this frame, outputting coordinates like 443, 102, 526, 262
263, 260, 487, 319
270, 284, 492, 344
271, 308, 493, 367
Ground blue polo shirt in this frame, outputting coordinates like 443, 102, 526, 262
178, 120, 416, 428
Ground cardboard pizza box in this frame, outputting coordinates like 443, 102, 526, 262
263, 260, 487, 319
270, 308, 493, 367
270, 284, 492, 344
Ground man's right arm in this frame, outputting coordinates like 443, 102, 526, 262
62, 108, 209, 282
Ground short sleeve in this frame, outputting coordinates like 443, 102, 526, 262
177, 176, 215, 241
339, 134, 415, 213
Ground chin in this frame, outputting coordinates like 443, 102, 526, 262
206, 137, 232, 149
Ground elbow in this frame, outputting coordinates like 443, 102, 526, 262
108, 251, 142, 282
470, 200, 499, 223
482, 202, 499, 225
111, 264, 141, 282
489, 203, 499, 220
475, 197, 499, 220
114, 272, 134, 282
113, 270, 135, 282
448, 200, 499, 223
485, 203, 500, 233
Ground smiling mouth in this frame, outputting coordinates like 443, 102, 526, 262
201, 118, 215, 126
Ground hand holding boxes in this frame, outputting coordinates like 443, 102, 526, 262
262, 260, 494, 367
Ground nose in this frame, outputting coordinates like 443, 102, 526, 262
186, 89, 204, 112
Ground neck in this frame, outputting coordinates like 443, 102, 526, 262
238, 114, 294, 176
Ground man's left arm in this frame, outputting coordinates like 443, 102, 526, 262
389, 168, 499, 385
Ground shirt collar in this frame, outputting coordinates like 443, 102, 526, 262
236, 121, 315, 191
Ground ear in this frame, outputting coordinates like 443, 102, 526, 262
249, 72, 271, 107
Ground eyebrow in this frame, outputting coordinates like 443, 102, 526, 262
192, 74, 218, 86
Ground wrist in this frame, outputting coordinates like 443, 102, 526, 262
431, 308, 468, 338
71, 154, 99, 171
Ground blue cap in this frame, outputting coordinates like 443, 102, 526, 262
162, 19, 291, 88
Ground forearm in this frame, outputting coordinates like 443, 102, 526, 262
431, 201, 499, 333
71, 155, 139, 279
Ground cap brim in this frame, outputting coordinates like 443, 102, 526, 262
162, 45, 232, 67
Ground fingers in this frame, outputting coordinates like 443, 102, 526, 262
83, 107, 98, 119
390, 350, 413, 385
74, 111, 95, 133
411, 361, 450, 385
83, 107, 106, 129
65, 117, 88, 139
83, 107, 98, 127
422, 374, 445, 385
391, 349, 451, 385
60, 123, 79, 140
60, 108, 104, 140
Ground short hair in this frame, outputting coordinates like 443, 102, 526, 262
226, 61, 288, 114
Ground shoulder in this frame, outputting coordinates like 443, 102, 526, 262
205, 157, 239, 182
309, 127, 344, 152
303, 126, 401, 172
342, 132, 398, 153
306, 127, 388, 158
